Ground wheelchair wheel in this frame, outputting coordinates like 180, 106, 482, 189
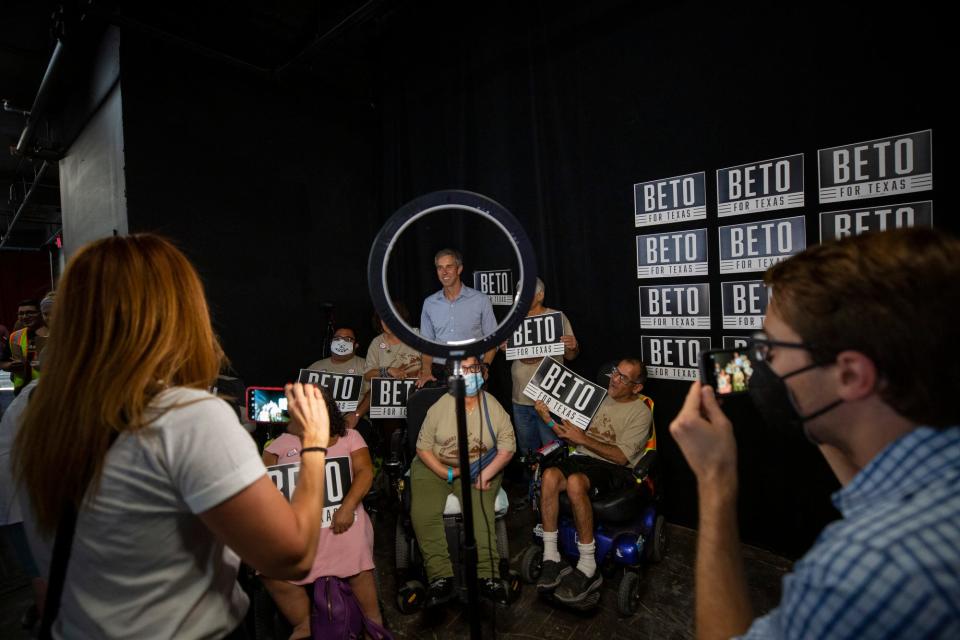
395, 518, 409, 570
396, 579, 426, 614
518, 545, 543, 584
495, 517, 510, 560
252, 584, 291, 640
645, 514, 666, 563
617, 571, 640, 617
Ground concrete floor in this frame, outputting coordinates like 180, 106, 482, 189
0, 476, 791, 639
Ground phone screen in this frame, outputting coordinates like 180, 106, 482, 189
700, 349, 753, 396
247, 387, 290, 423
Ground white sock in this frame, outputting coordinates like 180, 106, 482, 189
542, 530, 560, 563
576, 540, 596, 578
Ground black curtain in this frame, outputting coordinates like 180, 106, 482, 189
371, 0, 954, 558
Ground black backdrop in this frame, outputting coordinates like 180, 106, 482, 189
118, 1, 953, 558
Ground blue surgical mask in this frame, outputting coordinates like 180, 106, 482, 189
464, 372, 484, 396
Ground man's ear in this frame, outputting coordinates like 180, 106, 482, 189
834, 350, 877, 401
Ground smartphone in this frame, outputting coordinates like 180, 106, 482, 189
699, 349, 753, 396
246, 387, 290, 423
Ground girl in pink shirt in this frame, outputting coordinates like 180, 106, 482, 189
261, 388, 378, 639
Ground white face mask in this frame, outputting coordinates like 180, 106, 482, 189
330, 338, 355, 356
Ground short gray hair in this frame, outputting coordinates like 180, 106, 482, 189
434, 248, 463, 266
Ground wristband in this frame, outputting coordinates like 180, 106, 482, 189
379, 367, 389, 378
301, 447, 327, 455
546, 421, 556, 428
447, 466, 454, 484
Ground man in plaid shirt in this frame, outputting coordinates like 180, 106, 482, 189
671, 228, 959, 639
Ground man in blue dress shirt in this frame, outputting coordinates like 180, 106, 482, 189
416, 248, 497, 387
670, 228, 959, 639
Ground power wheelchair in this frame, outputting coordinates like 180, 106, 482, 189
517, 368, 666, 616
384, 385, 521, 613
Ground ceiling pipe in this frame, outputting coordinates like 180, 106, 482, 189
14, 40, 66, 157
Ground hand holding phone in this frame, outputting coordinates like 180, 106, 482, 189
246, 387, 290, 423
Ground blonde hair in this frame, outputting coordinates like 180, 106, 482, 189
14, 234, 223, 533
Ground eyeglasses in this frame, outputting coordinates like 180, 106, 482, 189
462, 363, 489, 375
749, 331, 814, 363
608, 366, 642, 386
17, 310, 40, 318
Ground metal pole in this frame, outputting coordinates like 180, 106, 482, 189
15, 41, 65, 156
450, 360, 482, 640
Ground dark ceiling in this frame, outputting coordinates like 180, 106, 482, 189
0, 0, 393, 250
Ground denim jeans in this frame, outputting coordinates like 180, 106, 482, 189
512, 403, 556, 456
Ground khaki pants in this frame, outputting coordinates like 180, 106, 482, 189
409, 457, 502, 581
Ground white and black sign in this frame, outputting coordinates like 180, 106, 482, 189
636, 228, 708, 278
370, 377, 417, 418
298, 369, 363, 412
266, 462, 300, 501
719, 215, 806, 274
818, 130, 932, 203
723, 336, 753, 350
819, 200, 933, 241
506, 311, 565, 360
642, 336, 710, 381
522, 359, 607, 429
634, 171, 707, 226
721, 281, 770, 329
473, 270, 514, 306
717, 154, 804, 217
638, 283, 710, 329
266, 457, 354, 528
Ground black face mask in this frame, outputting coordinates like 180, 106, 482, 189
748, 359, 843, 442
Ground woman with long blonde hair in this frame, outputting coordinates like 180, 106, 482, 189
13, 234, 330, 639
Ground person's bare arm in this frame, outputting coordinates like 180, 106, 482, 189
262, 451, 279, 466
200, 383, 330, 581
332, 446, 375, 534
670, 382, 753, 640
416, 355, 437, 388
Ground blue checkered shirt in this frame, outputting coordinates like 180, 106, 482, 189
739, 426, 960, 639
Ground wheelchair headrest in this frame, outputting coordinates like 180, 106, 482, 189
404, 386, 448, 458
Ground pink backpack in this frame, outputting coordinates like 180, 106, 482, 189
311, 576, 393, 640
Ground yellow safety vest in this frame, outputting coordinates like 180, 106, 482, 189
9, 328, 41, 390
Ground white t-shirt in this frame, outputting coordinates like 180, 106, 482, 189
0, 379, 38, 525
23, 386, 266, 639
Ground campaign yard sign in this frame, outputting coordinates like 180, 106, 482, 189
819, 201, 933, 241
506, 311, 565, 360
717, 154, 805, 217
818, 130, 932, 203
636, 228, 708, 278
638, 283, 710, 329
634, 171, 707, 226
718, 215, 806, 274
369, 377, 417, 418
641, 335, 711, 381
473, 270, 514, 306
298, 369, 363, 412
522, 358, 607, 429
721, 280, 770, 329
267, 459, 354, 528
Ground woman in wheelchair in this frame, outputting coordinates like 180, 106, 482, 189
532, 358, 652, 605
410, 356, 516, 606
260, 387, 379, 639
